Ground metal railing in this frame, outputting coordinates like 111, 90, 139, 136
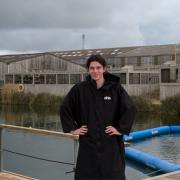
0, 124, 130, 179
0, 124, 79, 175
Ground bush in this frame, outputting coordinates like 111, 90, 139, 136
132, 96, 161, 114
11, 92, 34, 105
161, 94, 180, 118
31, 93, 63, 113
132, 96, 153, 112
0, 91, 64, 113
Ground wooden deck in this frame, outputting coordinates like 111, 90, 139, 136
144, 171, 180, 180
0, 172, 37, 180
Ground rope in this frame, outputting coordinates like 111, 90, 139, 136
3, 148, 74, 166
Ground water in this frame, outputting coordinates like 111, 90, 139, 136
132, 134, 180, 166
0, 105, 179, 180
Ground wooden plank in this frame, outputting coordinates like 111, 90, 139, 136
0, 171, 37, 180
0, 124, 131, 147
0, 124, 78, 140
144, 171, 180, 180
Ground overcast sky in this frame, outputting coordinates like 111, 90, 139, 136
0, 0, 180, 54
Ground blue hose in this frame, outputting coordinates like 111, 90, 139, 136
124, 126, 180, 142
125, 147, 180, 173
124, 126, 180, 173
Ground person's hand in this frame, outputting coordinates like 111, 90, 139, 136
105, 126, 122, 136
70, 125, 88, 135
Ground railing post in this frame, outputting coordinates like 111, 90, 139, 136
74, 139, 78, 171
0, 128, 3, 172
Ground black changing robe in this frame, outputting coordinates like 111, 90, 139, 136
60, 72, 136, 180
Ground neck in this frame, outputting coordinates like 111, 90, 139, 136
96, 77, 105, 89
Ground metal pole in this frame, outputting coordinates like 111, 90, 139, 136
0, 128, 3, 172
174, 44, 177, 64
73, 139, 78, 171
82, 33, 85, 50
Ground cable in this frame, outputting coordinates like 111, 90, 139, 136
3, 148, 74, 166
145, 169, 163, 176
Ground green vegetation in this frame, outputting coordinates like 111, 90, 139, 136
132, 96, 161, 114
0, 92, 63, 113
31, 93, 63, 113
161, 93, 180, 120
0, 92, 180, 119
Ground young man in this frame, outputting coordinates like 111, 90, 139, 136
60, 54, 136, 180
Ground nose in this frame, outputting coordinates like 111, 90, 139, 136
94, 68, 98, 73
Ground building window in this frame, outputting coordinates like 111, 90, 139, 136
14, 75, 22, 84
34, 74, 45, 84
140, 73, 149, 84
23, 74, 33, 84
127, 57, 138, 66
57, 74, 69, 84
149, 74, 159, 84
70, 74, 81, 84
121, 57, 125, 67
141, 56, 153, 65
46, 74, 56, 84
158, 56, 172, 65
129, 73, 140, 84
5, 74, 13, 83
154, 56, 158, 65
137, 57, 141, 66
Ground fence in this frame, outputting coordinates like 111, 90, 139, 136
0, 124, 79, 179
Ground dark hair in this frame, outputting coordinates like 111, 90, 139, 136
86, 54, 106, 69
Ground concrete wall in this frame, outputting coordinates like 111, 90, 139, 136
123, 84, 159, 96
160, 84, 180, 100
24, 84, 74, 97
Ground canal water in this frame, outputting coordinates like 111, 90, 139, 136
0, 105, 179, 180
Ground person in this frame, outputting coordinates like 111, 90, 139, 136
60, 54, 136, 180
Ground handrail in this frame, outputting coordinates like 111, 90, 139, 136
0, 124, 130, 146
0, 124, 78, 140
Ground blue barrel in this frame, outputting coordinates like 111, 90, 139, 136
124, 126, 170, 142
125, 147, 180, 173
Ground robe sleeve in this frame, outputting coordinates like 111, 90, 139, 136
60, 85, 78, 133
116, 85, 137, 135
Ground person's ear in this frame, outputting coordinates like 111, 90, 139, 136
103, 66, 107, 72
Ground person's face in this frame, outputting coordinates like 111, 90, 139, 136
88, 61, 106, 81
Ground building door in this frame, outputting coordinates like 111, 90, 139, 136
161, 69, 170, 83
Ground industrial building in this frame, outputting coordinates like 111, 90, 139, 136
0, 44, 180, 98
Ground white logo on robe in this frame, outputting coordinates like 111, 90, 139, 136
104, 96, 111, 100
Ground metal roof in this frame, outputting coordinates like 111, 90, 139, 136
0, 44, 179, 64
120, 44, 180, 57
0, 53, 45, 64
51, 46, 135, 60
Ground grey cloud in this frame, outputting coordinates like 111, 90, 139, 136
0, 0, 180, 53
0, 0, 118, 30
0, 29, 84, 51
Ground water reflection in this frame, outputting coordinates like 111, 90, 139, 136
132, 134, 180, 166
0, 105, 179, 131
0, 105, 179, 180
0, 105, 61, 131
